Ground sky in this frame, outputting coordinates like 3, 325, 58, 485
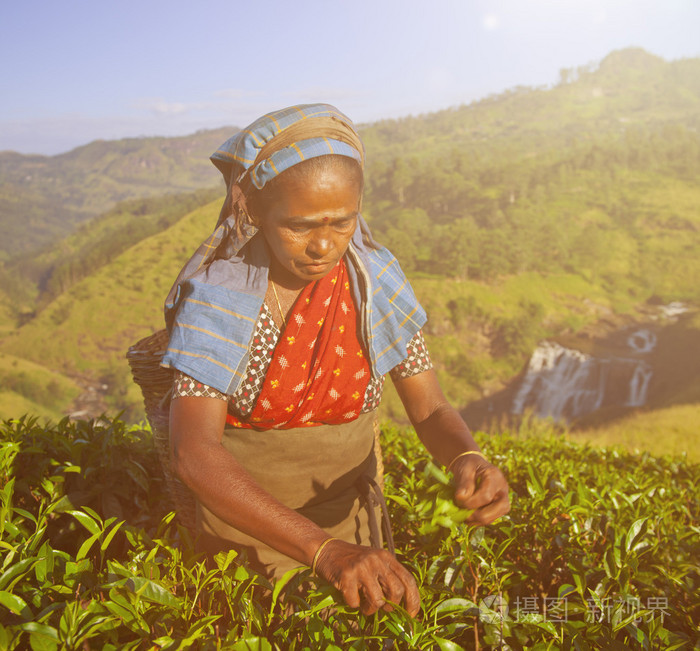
1, 0, 699, 155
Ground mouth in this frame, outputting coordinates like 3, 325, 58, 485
301, 260, 334, 273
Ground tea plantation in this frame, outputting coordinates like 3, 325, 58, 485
1, 416, 697, 650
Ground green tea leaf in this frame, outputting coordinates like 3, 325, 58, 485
0, 558, 37, 591
227, 636, 273, 650
435, 597, 474, 614
0, 590, 32, 618
432, 636, 465, 651
128, 577, 182, 608
68, 510, 101, 536
624, 517, 648, 553
76, 533, 101, 561
100, 520, 125, 552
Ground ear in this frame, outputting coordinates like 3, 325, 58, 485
229, 184, 259, 234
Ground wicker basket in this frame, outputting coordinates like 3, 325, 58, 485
126, 329, 197, 529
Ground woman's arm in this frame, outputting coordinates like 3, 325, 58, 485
392, 369, 510, 525
170, 395, 420, 616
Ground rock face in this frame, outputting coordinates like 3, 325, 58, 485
512, 330, 655, 423
460, 303, 697, 431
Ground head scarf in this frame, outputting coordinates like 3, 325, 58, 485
211, 104, 365, 231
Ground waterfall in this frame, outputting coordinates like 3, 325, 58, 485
512, 335, 654, 423
626, 363, 653, 407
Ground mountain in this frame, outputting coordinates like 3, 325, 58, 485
11, 187, 223, 310
0, 199, 218, 420
0, 128, 232, 261
3, 49, 699, 266
1, 48, 699, 431
360, 48, 700, 164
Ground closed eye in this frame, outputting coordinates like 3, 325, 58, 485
333, 218, 355, 231
285, 214, 356, 233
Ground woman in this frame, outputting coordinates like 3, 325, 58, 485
163, 104, 510, 617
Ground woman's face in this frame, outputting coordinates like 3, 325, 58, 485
257, 163, 361, 286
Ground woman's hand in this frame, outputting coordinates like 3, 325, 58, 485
314, 540, 421, 617
451, 455, 510, 525
392, 370, 510, 525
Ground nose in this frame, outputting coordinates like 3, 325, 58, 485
307, 229, 333, 259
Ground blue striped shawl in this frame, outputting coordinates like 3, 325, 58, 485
162, 217, 426, 395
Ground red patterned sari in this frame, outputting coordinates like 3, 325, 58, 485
226, 260, 370, 429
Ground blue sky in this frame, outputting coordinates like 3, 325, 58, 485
2, 0, 699, 155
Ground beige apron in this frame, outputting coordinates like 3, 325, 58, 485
196, 411, 389, 578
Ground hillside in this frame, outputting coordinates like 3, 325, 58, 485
0, 200, 217, 371
0, 200, 218, 419
1, 48, 699, 445
360, 48, 700, 165
14, 187, 222, 307
0, 128, 230, 261
0, 351, 80, 421
3, 48, 699, 265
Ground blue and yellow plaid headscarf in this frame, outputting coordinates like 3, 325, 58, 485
211, 103, 364, 195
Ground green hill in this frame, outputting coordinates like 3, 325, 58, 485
1, 48, 699, 450
0, 200, 216, 373
0, 351, 80, 421
0, 200, 218, 420
13, 187, 222, 308
360, 48, 700, 165
0, 128, 231, 261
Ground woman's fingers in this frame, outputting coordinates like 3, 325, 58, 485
469, 492, 510, 525
358, 575, 387, 615
376, 567, 404, 610
470, 467, 503, 506
391, 561, 421, 616
466, 481, 510, 524
359, 559, 419, 616
455, 465, 502, 508
454, 462, 511, 524
352, 552, 418, 616
316, 542, 420, 617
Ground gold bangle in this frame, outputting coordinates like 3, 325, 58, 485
311, 537, 338, 576
447, 450, 488, 473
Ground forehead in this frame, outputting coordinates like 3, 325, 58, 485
265, 164, 362, 217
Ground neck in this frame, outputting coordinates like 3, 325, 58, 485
268, 258, 310, 292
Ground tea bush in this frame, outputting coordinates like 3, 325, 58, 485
1, 415, 697, 650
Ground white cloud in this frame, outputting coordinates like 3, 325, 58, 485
277, 86, 363, 101
130, 88, 365, 125
0, 85, 370, 154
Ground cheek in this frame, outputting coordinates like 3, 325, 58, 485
266, 230, 306, 258
336, 228, 356, 249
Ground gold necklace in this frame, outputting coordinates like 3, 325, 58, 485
271, 280, 287, 329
